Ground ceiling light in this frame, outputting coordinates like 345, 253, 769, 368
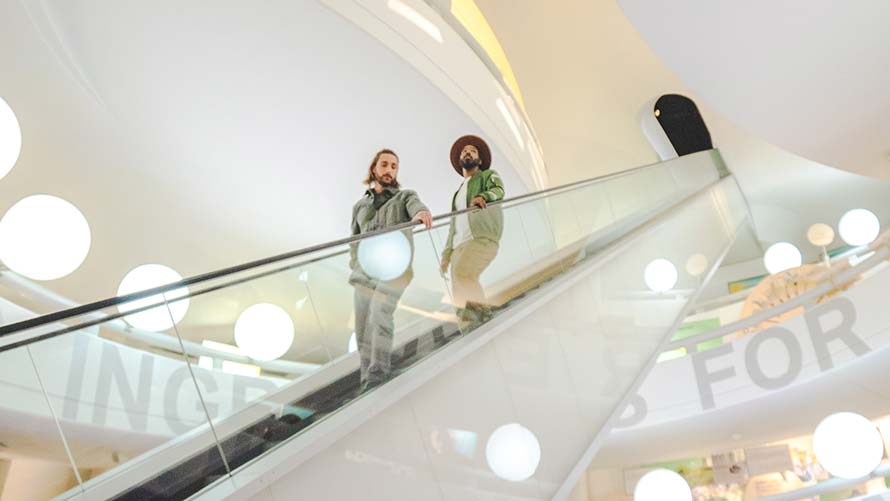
685, 254, 708, 277
485, 423, 540, 481
387, 0, 443, 43
644, 258, 678, 292
634, 469, 692, 501
807, 223, 835, 247
813, 412, 884, 479
763, 242, 802, 274
117, 264, 189, 331
838, 209, 880, 246
234, 303, 295, 361
0, 97, 22, 180
0, 195, 91, 280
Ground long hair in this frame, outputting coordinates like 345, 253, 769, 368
363, 148, 400, 188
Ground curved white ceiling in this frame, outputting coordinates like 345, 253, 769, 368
0, 0, 529, 314
617, 0, 890, 178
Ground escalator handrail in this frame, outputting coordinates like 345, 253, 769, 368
666, 233, 890, 350
0, 153, 705, 339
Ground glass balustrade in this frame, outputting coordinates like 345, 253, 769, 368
0, 150, 728, 500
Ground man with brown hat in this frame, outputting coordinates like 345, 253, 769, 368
440, 135, 505, 333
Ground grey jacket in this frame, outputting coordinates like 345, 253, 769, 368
349, 187, 429, 285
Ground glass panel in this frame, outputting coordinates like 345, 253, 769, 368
512, 198, 560, 264
379, 179, 751, 498
549, 177, 747, 453
0, 275, 40, 327
538, 189, 583, 252
642, 163, 682, 207
0, 344, 83, 500
10, 302, 226, 500
585, 228, 890, 501
604, 168, 657, 221
159, 248, 336, 474
0, 150, 730, 495
168, 227, 457, 472
567, 182, 614, 239
431, 200, 539, 335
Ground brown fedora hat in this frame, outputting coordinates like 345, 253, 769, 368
450, 135, 492, 176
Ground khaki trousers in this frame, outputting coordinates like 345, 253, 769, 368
450, 239, 498, 332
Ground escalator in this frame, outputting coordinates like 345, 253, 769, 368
0, 150, 750, 500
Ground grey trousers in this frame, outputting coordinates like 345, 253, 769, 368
353, 275, 410, 384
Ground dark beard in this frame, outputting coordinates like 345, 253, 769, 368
461, 157, 481, 171
376, 175, 397, 187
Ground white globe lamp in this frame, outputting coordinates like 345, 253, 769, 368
0, 195, 91, 280
634, 469, 692, 501
485, 423, 541, 481
644, 258, 678, 292
357, 231, 411, 281
685, 254, 708, 277
838, 209, 880, 246
807, 223, 835, 247
813, 412, 884, 479
234, 303, 295, 361
0, 97, 22, 180
763, 242, 802, 274
117, 264, 189, 331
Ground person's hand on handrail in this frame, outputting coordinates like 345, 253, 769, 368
412, 210, 432, 229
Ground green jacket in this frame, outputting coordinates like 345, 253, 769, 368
349, 187, 429, 284
442, 169, 505, 262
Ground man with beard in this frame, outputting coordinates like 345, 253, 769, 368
440, 135, 504, 333
350, 148, 432, 391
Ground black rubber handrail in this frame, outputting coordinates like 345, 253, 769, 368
0, 156, 677, 338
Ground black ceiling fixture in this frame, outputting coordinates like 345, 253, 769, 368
654, 94, 713, 156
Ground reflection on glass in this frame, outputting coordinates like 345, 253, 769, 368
17, 311, 228, 500
0, 346, 83, 499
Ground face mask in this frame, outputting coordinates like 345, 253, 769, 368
461, 156, 480, 171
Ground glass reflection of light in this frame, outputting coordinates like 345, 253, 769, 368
357, 231, 411, 281
447, 429, 477, 459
